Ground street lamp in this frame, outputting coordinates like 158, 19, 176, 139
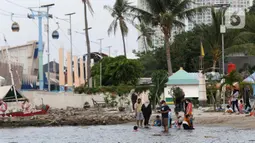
65, 12, 75, 88
213, 4, 230, 75
105, 46, 112, 57
41, 3, 55, 92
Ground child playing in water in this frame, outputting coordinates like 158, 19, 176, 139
133, 126, 138, 131
153, 115, 161, 126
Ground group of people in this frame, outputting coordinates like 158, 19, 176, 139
225, 85, 253, 115
133, 96, 194, 133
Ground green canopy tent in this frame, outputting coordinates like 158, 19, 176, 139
0, 85, 27, 102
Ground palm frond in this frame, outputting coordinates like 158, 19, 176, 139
226, 43, 255, 55
107, 19, 118, 36
82, 0, 94, 15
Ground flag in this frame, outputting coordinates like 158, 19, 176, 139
200, 41, 205, 57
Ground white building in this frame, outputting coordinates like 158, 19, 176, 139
0, 41, 42, 89
137, 0, 252, 52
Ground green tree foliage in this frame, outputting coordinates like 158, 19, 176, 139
104, 0, 136, 57
134, 0, 208, 75
149, 70, 168, 109
91, 56, 143, 86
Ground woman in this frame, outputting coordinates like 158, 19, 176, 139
141, 100, 152, 128
185, 99, 193, 128
231, 86, 240, 113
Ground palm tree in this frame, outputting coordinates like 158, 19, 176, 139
226, 13, 255, 56
136, 22, 154, 52
134, 0, 208, 75
194, 8, 240, 72
82, 0, 94, 87
104, 0, 135, 57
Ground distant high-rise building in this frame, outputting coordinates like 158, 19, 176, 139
137, 0, 252, 52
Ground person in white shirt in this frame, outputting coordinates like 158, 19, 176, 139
225, 105, 233, 113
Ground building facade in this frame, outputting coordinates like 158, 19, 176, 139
0, 41, 41, 90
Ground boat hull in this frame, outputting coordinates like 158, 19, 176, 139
1, 105, 50, 117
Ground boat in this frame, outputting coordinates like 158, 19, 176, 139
0, 35, 50, 117
0, 85, 50, 117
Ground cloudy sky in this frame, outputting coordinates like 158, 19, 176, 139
0, 0, 138, 63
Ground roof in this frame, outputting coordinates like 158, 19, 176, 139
243, 72, 255, 83
0, 85, 27, 102
166, 68, 199, 85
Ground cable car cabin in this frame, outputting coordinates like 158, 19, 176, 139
52, 30, 59, 39
11, 22, 20, 32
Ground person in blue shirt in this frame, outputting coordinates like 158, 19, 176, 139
154, 115, 161, 126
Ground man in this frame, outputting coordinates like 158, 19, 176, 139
131, 93, 138, 111
160, 100, 170, 133
135, 98, 144, 127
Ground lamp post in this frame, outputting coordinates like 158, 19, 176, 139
41, 3, 55, 92
98, 38, 104, 87
105, 46, 112, 57
65, 12, 75, 88
214, 4, 230, 105
213, 4, 230, 75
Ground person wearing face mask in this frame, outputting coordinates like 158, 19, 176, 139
142, 100, 152, 128
135, 98, 144, 127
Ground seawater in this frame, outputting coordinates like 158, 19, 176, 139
0, 125, 254, 143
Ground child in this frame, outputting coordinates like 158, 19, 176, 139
153, 115, 161, 126
168, 108, 172, 128
239, 100, 244, 114
133, 126, 138, 131
174, 116, 183, 129
225, 105, 233, 113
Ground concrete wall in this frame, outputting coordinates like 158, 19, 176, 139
164, 85, 199, 98
21, 91, 104, 109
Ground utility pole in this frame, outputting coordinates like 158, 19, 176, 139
41, 3, 54, 92
106, 46, 112, 57
98, 38, 104, 87
28, 6, 53, 90
65, 12, 75, 88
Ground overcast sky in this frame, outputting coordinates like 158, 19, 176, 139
0, 0, 138, 63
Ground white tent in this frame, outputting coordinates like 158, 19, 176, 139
0, 85, 27, 102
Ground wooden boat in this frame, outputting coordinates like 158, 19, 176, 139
1, 105, 50, 117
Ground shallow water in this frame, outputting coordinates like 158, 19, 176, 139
0, 125, 254, 143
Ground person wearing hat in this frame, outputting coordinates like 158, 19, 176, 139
160, 100, 170, 133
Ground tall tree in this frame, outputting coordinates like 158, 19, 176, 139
82, 0, 94, 87
104, 0, 135, 57
133, 0, 208, 76
136, 22, 154, 52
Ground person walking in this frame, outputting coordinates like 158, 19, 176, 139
142, 100, 152, 128
231, 86, 240, 113
135, 98, 144, 127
